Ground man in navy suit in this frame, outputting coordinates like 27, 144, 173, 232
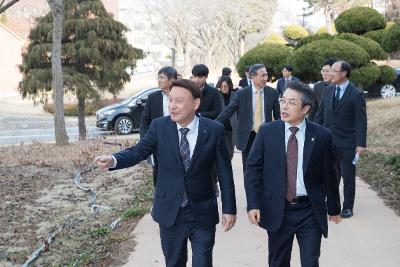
95, 79, 237, 267
276, 65, 300, 97
314, 60, 367, 219
245, 80, 341, 267
140, 66, 177, 186
216, 64, 280, 174
238, 65, 251, 89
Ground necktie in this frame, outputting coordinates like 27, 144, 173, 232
286, 127, 299, 202
334, 86, 341, 109
284, 78, 289, 90
253, 90, 262, 132
179, 128, 190, 207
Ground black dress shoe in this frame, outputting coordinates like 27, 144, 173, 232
340, 209, 353, 218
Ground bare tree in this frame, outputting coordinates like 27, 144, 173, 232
0, 0, 20, 13
385, 0, 400, 20
48, 0, 68, 145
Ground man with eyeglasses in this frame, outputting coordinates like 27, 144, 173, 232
245, 80, 341, 267
140, 66, 178, 186
216, 64, 280, 174
308, 58, 335, 121
314, 60, 367, 219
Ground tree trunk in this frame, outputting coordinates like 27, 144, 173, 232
48, 0, 68, 145
78, 97, 87, 141
171, 47, 176, 67
324, 8, 335, 35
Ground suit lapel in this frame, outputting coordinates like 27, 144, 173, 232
303, 120, 316, 175
189, 117, 209, 170
166, 117, 186, 172
277, 121, 287, 190
155, 91, 164, 118
334, 84, 352, 112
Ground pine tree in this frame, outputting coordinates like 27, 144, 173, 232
19, 0, 143, 140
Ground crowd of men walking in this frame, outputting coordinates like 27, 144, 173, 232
95, 59, 367, 267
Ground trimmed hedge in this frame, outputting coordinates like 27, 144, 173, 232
364, 29, 385, 45
377, 65, 397, 84
295, 33, 332, 49
289, 39, 370, 82
350, 63, 380, 89
336, 33, 386, 60
283, 24, 309, 41
264, 33, 288, 45
335, 7, 385, 34
236, 43, 292, 79
382, 22, 400, 53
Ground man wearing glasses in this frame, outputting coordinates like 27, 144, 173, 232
314, 60, 367, 219
308, 58, 335, 121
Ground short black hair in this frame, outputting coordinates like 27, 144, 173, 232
245, 65, 250, 72
283, 65, 294, 72
249, 64, 266, 77
287, 80, 314, 108
216, 76, 234, 93
335, 60, 352, 78
322, 58, 335, 67
222, 67, 232, 76
192, 64, 209, 77
171, 79, 202, 99
158, 66, 178, 80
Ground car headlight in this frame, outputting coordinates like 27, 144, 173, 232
98, 109, 115, 118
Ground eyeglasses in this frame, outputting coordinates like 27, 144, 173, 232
157, 76, 169, 80
329, 69, 343, 73
279, 98, 298, 107
320, 69, 330, 74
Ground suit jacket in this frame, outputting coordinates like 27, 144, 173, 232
139, 90, 163, 138
238, 77, 250, 88
308, 81, 330, 122
314, 82, 367, 149
198, 83, 222, 119
216, 85, 280, 151
276, 76, 300, 97
219, 91, 238, 147
111, 116, 237, 229
245, 120, 341, 237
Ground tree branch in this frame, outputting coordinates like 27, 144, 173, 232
0, 0, 20, 14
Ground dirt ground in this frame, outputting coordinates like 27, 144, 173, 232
0, 137, 152, 266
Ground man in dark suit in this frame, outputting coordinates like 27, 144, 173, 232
191, 64, 222, 119
308, 59, 335, 121
314, 60, 367, 219
245, 80, 341, 267
276, 65, 300, 97
238, 65, 251, 89
140, 66, 177, 186
216, 64, 280, 173
95, 79, 237, 267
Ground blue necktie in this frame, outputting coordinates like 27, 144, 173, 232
334, 86, 341, 109
179, 128, 190, 207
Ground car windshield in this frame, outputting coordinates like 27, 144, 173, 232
119, 87, 158, 105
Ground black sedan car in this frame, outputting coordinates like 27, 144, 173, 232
366, 68, 400, 98
96, 87, 161, 135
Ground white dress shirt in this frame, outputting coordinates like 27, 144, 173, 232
284, 119, 308, 196
335, 79, 349, 100
162, 91, 170, 116
252, 85, 265, 126
176, 115, 199, 159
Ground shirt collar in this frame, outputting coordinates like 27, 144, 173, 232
176, 115, 199, 133
284, 118, 306, 133
252, 85, 263, 94
336, 79, 349, 91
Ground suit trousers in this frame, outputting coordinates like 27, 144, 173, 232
159, 205, 216, 267
335, 147, 356, 210
267, 200, 322, 267
241, 131, 257, 174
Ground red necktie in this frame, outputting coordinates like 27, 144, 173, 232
286, 127, 299, 202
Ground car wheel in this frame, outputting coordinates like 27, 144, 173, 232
380, 84, 396, 98
114, 116, 134, 135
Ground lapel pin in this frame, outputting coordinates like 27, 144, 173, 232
311, 137, 315, 142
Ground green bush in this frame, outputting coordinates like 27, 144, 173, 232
377, 65, 397, 84
382, 22, 400, 53
264, 33, 288, 45
335, 7, 385, 34
350, 63, 380, 89
364, 29, 385, 45
283, 24, 309, 40
236, 43, 292, 79
336, 33, 386, 60
289, 39, 370, 82
295, 33, 333, 49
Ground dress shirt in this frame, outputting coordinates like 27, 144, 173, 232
162, 91, 170, 116
176, 115, 199, 159
284, 119, 308, 196
252, 85, 265, 125
335, 79, 349, 100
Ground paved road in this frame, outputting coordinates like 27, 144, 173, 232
121, 153, 400, 267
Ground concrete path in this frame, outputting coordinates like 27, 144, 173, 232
122, 154, 400, 267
